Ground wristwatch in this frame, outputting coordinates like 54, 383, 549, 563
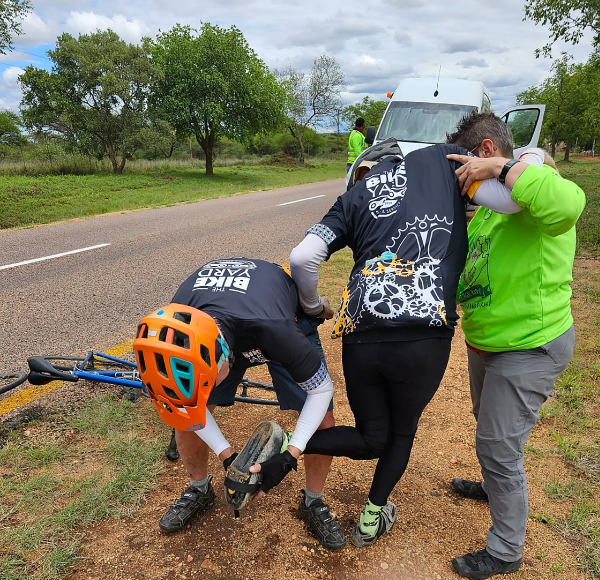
498, 159, 519, 184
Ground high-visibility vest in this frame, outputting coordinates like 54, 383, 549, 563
347, 129, 366, 165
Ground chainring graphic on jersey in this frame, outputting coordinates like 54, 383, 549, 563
332, 216, 452, 337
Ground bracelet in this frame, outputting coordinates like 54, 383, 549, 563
498, 159, 519, 184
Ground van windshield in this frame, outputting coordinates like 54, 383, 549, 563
376, 101, 477, 144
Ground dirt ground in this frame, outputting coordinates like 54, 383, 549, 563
56, 309, 595, 580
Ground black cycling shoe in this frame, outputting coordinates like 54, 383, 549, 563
452, 548, 522, 578
297, 491, 346, 551
159, 478, 216, 533
452, 478, 489, 501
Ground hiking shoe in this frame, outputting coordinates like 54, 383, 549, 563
297, 491, 346, 551
350, 501, 397, 548
452, 548, 522, 578
452, 478, 489, 501
159, 478, 216, 533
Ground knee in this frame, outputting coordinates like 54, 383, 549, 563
361, 433, 387, 458
476, 436, 524, 492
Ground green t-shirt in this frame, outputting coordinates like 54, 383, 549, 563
458, 164, 586, 351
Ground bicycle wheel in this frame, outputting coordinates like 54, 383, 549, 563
0, 373, 28, 395
234, 378, 279, 406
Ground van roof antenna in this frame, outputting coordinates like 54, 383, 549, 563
434, 65, 441, 97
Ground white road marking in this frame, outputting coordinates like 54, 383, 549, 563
277, 195, 326, 206
0, 243, 111, 271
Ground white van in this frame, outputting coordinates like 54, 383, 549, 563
369, 77, 545, 158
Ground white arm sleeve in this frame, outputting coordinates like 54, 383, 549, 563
471, 179, 523, 214
470, 148, 545, 215
193, 409, 231, 457
290, 233, 330, 316
288, 372, 333, 452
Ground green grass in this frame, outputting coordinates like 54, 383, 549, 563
0, 394, 166, 580
536, 250, 600, 577
0, 161, 345, 229
556, 156, 600, 257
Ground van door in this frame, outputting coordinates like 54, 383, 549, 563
499, 105, 546, 158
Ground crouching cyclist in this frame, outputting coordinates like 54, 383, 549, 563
133, 257, 346, 551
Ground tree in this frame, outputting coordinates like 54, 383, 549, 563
517, 53, 595, 159
343, 96, 388, 131
19, 30, 159, 174
524, 0, 600, 57
0, 0, 31, 54
146, 23, 285, 176
0, 109, 24, 145
276, 55, 345, 163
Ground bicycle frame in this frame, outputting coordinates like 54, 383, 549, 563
74, 352, 143, 388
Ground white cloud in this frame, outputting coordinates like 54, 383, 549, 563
19, 13, 61, 46
0, 67, 25, 110
65, 12, 150, 44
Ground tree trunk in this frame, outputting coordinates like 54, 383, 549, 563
551, 132, 556, 158
298, 136, 305, 164
564, 141, 572, 161
205, 145, 214, 175
108, 144, 120, 174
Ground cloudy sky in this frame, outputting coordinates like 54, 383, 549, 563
0, 0, 595, 123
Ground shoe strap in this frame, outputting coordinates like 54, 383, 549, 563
224, 466, 261, 493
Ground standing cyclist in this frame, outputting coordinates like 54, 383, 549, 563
133, 258, 346, 550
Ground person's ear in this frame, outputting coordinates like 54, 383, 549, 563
480, 139, 497, 158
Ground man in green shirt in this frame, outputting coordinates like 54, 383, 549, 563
347, 117, 366, 172
445, 112, 586, 579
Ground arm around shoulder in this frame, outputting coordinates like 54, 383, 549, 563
511, 164, 586, 237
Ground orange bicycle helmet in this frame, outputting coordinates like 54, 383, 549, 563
133, 304, 229, 432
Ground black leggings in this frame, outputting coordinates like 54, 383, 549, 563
304, 338, 451, 506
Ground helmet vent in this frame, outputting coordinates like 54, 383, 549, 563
137, 351, 146, 373
155, 353, 168, 377
145, 382, 154, 396
136, 323, 148, 339
163, 386, 181, 401
200, 344, 211, 367
158, 326, 190, 349
173, 311, 192, 324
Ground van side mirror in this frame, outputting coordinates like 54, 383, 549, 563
365, 126, 376, 146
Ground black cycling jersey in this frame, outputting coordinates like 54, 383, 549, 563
307, 143, 469, 343
171, 258, 325, 390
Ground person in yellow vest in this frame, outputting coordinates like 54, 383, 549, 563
347, 117, 366, 172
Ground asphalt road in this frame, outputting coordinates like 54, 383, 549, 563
0, 179, 344, 377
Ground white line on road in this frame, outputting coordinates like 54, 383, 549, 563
0, 243, 111, 271
277, 195, 326, 206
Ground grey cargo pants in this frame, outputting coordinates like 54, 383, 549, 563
468, 325, 575, 562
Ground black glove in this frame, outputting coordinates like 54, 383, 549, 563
257, 450, 298, 493
223, 452, 238, 471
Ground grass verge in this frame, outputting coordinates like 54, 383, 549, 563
556, 156, 600, 257
0, 161, 344, 230
0, 394, 167, 580
537, 258, 600, 577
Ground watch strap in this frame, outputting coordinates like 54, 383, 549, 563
498, 159, 519, 184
